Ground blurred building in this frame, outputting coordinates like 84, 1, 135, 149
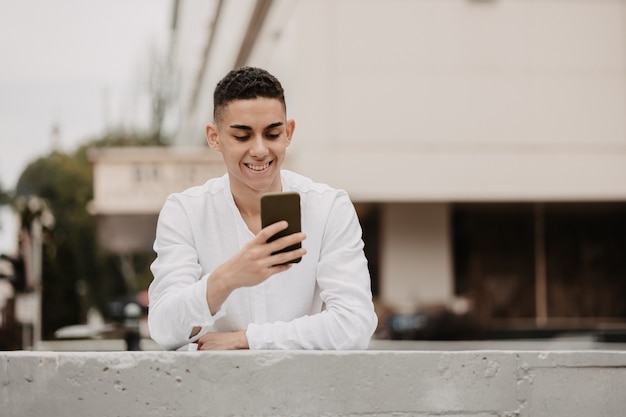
91, 0, 626, 337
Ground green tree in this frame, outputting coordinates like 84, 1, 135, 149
17, 152, 99, 338
16, 131, 163, 339
0, 181, 11, 237
0, 181, 10, 205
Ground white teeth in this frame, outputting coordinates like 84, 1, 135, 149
246, 162, 270, 171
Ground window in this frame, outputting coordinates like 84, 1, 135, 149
452, 202, 626, 328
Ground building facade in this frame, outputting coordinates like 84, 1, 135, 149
92, 0, 626, 335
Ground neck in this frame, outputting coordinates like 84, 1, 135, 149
229, 176, 282, 232
232, 191, 261, 219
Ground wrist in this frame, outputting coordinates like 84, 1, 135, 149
237, 330, 249, 349
206, 267, 235, 315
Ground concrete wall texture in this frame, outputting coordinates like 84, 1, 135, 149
1, 350, 625, 417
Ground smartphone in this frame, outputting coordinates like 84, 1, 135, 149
260, 191, 302, 263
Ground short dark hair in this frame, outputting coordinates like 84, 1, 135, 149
213, 66, 286, 124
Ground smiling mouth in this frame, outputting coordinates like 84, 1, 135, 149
244, 161, 272, 171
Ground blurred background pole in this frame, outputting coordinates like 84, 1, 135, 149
18, 195, 50, 350
534, 203, 548, 328
123, 302, 142, 351
31, 215, 42, 350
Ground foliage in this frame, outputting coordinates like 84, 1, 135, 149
0, 181, 11, 205
0, 181, 11, 236
15, 131, 164, 339
16, 152, 92, 337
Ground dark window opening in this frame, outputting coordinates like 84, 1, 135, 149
355, 203, 381, 298
453, 203, 536, 323
452, 202, 626, 329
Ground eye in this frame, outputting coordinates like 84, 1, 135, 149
233, 134, 250, 141
265, 131, 280, 139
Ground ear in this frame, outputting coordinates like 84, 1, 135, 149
205, 123, 221, 152
285, 119, 296, 147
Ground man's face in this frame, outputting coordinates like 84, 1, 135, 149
206, 97, 294, 197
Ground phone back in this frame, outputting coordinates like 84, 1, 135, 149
261, 191, 302, 262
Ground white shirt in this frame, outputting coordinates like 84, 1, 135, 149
148, 170, 378, 350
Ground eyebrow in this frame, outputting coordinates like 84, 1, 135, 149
229, 122, 284, 131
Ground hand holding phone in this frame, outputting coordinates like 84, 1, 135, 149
261, 191, 302, 264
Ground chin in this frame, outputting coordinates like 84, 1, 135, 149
250, 177, 280, 192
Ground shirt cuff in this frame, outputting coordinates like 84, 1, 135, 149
186, 273, 227, 343
245, 323, 269, 350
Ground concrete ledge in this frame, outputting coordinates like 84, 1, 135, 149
2, 350, 625, 417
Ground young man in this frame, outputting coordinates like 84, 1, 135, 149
148, 67, 377, 350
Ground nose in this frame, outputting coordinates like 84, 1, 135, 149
250, 135, 269, 157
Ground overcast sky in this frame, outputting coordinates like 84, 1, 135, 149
0, 0, 172, 190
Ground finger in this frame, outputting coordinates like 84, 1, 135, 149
267, 232, 306, 254
270, 246, 307, 266
257, 221, 289, 242
269, 263, 292, 273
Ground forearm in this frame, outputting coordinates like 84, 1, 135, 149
246, 304, 377, 350
205, 225, 307, 314
148, 275, 222, 350
205, 266, 235, 315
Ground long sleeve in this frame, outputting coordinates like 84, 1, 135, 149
245, 190, 378, 350
148, 195, 225, 351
